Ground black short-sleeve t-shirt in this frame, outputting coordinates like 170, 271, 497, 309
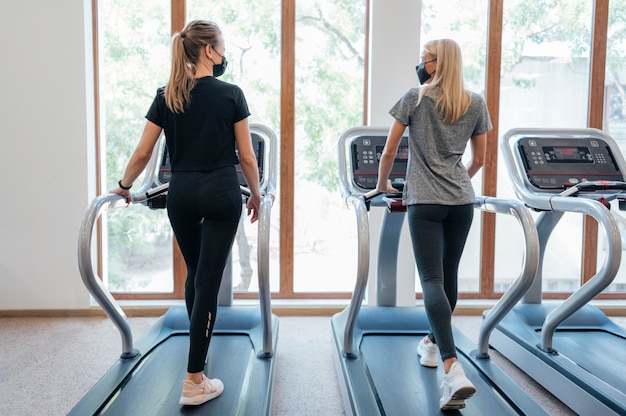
146, 76, 251, 172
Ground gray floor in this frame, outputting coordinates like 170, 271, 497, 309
1, 314, 624, 416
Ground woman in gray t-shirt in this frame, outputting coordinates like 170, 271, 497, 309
375, 38, 492, 411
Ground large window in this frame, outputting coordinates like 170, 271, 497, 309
420, 0, 489, 293
495, 0, 593, 293
602, 0, 626, 293
94, 0, 626, 301
186, 0, 282, 294
97, 0, 173, 294
293, 1, 366, 293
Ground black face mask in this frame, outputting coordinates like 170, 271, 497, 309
213, 54, 228, 77
415, 62, 431, 85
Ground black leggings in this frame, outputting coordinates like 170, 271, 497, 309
167, 167, 242, 373
407, 203, 474, 361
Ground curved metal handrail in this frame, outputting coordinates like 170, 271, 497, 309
249, 123, 278, 357
337, 126, 542, 358
77, 193, 141, 358
336, 127, 382, 356
77, 135, 165, 358
474, 196, 540, 357
79, 125, 278, 358
501, 127, 625, 352
540, 196, 622, 351
341, 195, 371, 357
257, 192, 275, 357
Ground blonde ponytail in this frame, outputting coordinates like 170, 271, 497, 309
164, 33, 196, 113
164, 20, 222, 114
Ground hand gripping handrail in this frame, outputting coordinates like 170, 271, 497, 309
79, 125, 278, 358
474, 196, 540, 357
240, 183, 275, 357
77, 137, 163, 358
338, 194, 540, 358
79, 186, 276, 358
77, 193, 141, 358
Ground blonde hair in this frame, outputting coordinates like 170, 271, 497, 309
164, 20, 222, 113
419, 39, 471, 124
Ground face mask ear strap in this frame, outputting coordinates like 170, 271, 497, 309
203, 44, 213, 63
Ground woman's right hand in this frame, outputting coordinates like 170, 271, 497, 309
375, 179, 398, 194
246, 193, 261, 223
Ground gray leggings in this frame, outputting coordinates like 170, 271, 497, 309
407, 203, 474, 361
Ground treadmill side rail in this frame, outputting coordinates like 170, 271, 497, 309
473, 197, 539, 357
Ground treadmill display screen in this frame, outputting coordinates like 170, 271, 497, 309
543, 146, 593, 163
376, 145, 409, 161
351, 135, 408, 189
516, 136, 624, 190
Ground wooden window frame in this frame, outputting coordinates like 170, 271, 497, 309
93, 0, 620, 301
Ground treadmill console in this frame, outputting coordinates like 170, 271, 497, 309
157, 132, 265, 187
350, 135, 408, 191
517, 136, 624, 190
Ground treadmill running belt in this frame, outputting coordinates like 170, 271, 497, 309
549, 330, 626, 391
100, 334, 255, 415
360, 335, 520, 415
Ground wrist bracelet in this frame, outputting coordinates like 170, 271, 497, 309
118, 180, 132, 190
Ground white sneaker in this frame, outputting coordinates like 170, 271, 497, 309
179, 374, 224, 406
417, 336, 438, 368
439, 362, 476, 410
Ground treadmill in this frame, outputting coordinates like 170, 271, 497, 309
490, 128, 626, 416
70, 123, 279, 416
331, 126, 550, 415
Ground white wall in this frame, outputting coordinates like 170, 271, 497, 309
367, 0, 421, 306
0, 0, 95, 309
368, 0, 421, 125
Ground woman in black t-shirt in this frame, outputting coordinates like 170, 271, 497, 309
111, 20, 261, 406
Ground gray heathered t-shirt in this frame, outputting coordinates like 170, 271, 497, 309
389, 87, 492, 206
